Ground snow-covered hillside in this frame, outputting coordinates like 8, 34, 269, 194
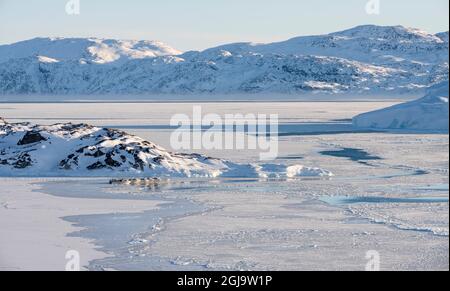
353, 81, 449, 131
204, 25, 448, 65
0, 37, 181, 65
0, 25, 448, 95
0, 119, 332, 178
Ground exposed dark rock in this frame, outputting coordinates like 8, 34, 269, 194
153, 156, 164, 164
13, 153, 32, 169
17, 131, 46, 145
59, 154, 80, 170
76, 146, 89, 153
110, 177, 164, 186
87, 161, 107, 170
59, 160, 71, 170
93, 150, 105, 157
85, 149, 105, 158
105, 153, 122, 168
133, 153, 145, 171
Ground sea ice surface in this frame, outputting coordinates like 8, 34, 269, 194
1, 101, 448, 270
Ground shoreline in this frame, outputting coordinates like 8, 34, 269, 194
0, 178, 163, 271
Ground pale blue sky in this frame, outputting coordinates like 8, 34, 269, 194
0, 0, 448, 51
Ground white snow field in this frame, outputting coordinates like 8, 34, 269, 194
353, 81, 449, 131
0, 101, 448, 271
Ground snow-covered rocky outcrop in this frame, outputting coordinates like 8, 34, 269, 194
353, 81, 449, 131
0, 25, 448, 95
0, 120, 227, 177
0, 119, 333, 178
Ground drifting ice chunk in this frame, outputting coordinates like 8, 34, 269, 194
286, 165, 334, 178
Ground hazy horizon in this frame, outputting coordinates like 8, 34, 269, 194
0, 0, 449, 51
1, 23, 449, 52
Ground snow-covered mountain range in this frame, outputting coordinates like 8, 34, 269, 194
0, 25, 448, 95
353, 81, 449, 131
0, 118, 333, 178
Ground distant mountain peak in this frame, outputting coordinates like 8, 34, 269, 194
436, 31, 449, 42
0, 37, 182, 65
332, 25, 439, 40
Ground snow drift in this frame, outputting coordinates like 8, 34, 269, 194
0, 119, 332, 178
353, 81, 449, 131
